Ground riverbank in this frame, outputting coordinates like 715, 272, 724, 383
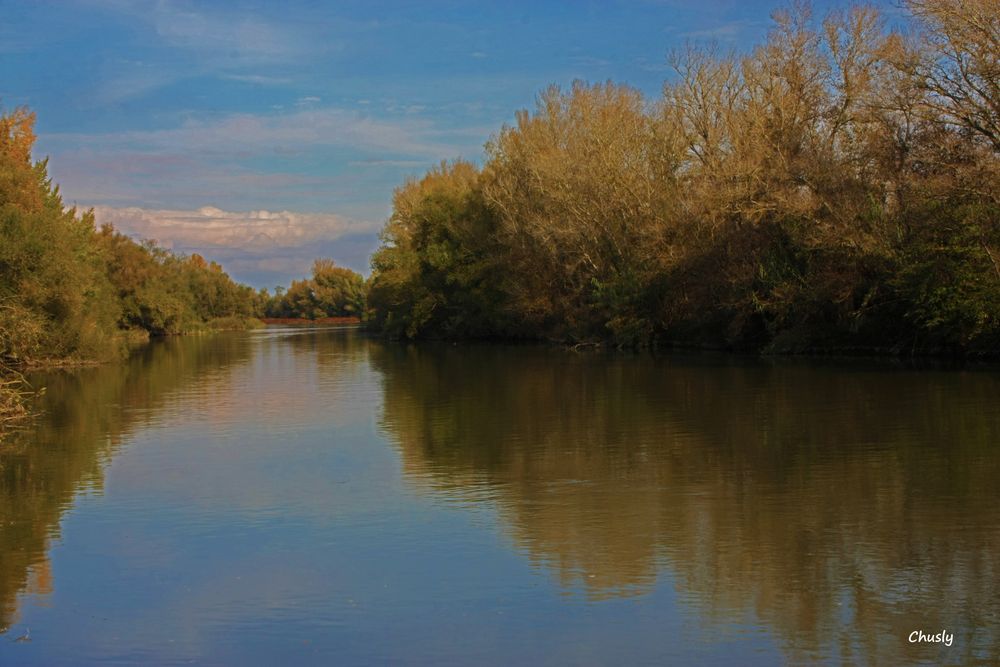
385, 331, 1000, 362
0, 371, 29, 431
0, 318, 268, 437
260, 317, 361, 326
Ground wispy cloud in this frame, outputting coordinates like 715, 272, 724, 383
569, 55, 612, 69
41, 106, 492, 215
633, 56, 672, 74
681, 19, 762, 42
88, 0, 316, 64
90, 63, 187, 106
149, 4, 305, 63
347, 159, 431, 168
222, 73, 294, 86
79, 1, 326, 104
47, 107, 475, 160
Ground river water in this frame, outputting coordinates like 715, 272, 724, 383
1, 327, 997, 665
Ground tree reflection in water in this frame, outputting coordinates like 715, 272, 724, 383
2, 334, 997, 665
374, 344, 1000, 665
0, 334, 254, 633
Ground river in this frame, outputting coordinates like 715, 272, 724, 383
1, 326, 997, 665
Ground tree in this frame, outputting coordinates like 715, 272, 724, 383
905, 0, 1000, 153
484, 82, 677, 343
1, 108, 117, 363
311, 259, 366, 316
364, 2, 1000, 354
369, 161, 505, 338
267, 260, 366, 319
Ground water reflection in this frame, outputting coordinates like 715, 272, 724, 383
3, 331, 998, 665
374, 344, 1000, 665
0, 333, 254, 633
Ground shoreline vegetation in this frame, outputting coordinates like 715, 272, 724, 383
366, 0, 999, 356
2, 0, 998, 430
260, 317, 362, 326
0, 112, 365, 431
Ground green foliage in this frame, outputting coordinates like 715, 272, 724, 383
310, 259, 366, 316
98, 231, 265, 336
266, 259, 366, 319
892, 201, 1000, 351
0, 109, 118, 364
590, 270, 655, 348
367, 161, 507, 339
0, 108, 266, 429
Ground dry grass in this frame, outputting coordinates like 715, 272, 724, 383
0, 366, 32, 437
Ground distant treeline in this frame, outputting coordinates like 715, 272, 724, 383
265, 259, 365, 320
0, 109, 365, 425
367, 0, 999, 355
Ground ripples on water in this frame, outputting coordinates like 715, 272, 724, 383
0, 327, 997, 665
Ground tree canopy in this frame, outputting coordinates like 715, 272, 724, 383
367, 0, 1000, 354
265, 259, 366, 319
0, 109, 270, 426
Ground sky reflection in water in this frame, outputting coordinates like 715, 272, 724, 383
0, 328, 997, 665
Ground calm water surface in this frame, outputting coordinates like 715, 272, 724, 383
1, 327, 998, 665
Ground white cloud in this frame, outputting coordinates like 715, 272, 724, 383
92, 205, 379, 251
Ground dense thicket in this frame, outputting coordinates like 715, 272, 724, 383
368, 0, 1000, 354
98, 231, 265, 336
265, 259, 366, 320
369, 161, 507, 338
1, 109, 265, 424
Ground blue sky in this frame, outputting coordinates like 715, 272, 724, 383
2, 0, 899, 288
